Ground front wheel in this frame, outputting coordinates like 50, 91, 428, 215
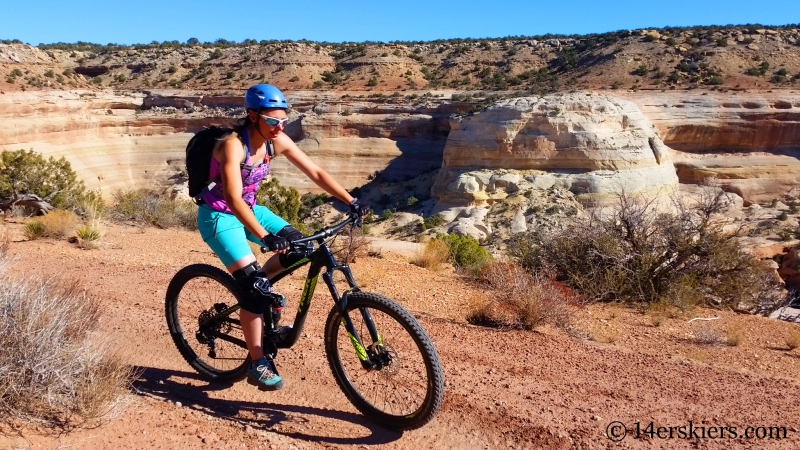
324, 292, 444, 430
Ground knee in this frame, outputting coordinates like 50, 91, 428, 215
232, 262, 267, 314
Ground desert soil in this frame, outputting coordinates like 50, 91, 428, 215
2, 220, 800, 450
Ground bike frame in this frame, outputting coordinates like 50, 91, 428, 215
201, 214, 382, 369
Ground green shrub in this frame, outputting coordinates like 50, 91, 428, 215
0, 149, 90, 210
298, 191, 328, 220
422, 213, 446, 231
76, 225, 102, 241
434, 233, 492, 272
632, 64, 649, 76
382, 209, 394, 220
257, 178, 309, 233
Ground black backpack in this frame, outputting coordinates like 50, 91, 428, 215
185, 126, 276, 201
185, 126, 234, 199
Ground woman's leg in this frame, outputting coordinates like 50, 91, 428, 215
226, 256, 265, 362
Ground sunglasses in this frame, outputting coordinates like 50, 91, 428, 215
259, 115, 289, 127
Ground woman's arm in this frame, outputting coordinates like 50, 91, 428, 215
272, 133, 355, 205
217, 137, 269, 239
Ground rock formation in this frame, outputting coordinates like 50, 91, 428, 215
1, 88, 799, 211
0, 90, 453, 196
432, 93, 679, 206
617, 91, 800, 204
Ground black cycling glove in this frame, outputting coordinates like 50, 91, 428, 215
261, 234, 289, 252
349, 197, 371, 217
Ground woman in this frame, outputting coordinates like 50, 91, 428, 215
197, 84, 370, 391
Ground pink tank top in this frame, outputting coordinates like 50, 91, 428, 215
201, 132, 271, 213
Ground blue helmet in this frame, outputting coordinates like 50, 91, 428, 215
244, 84, 288, 110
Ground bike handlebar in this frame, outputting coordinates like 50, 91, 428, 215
260, 212, 362, 253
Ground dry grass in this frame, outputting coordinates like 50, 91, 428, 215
687, 350, 710, 363
37, 209, 80, 239
786, 328, 800, 351
466, 262, 579, 331
591, 329, 620, 344
410, 238, 450, 270
726, 324, 747, 347
645, 300, 680, 327
0, 260, 133, 428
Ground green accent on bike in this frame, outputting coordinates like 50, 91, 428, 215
347, 331, 369, 361
286, 257, 309, 271
273, 258, 310, 278
297, 273, 319, 312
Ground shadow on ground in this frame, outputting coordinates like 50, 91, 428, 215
132, 366, 402, 446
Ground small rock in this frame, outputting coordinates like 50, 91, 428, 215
175, 401, 182, 407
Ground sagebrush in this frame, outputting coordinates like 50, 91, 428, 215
109, 189, 197, 230
510, 188, 781, 312
0, 271, 132, 427
467, 262, 579, 331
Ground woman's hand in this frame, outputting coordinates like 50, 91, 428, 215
349, 198, 371, 218
261, 235, 290, 253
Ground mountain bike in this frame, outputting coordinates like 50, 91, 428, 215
164, 213, 444, 430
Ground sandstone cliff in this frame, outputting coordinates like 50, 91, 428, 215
0, 91, 455, 196
432, 93, 679, 206
617, 91, 800, 203
2, 88, 799, 210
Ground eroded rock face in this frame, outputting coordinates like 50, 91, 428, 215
617, 92, 800, 204
0, 91, 452, 197
432, 93, 679, 205
275, 101, 451, 192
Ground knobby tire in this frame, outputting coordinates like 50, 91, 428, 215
324, 292, 445, 430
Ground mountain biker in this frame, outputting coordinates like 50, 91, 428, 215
196, 84, 371, 391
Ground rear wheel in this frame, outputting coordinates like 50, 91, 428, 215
165, 264, 248, 381
324, 292, 444, 430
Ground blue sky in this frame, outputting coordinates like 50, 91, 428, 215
0, 0, 797, 45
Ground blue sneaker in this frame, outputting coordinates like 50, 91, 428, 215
246, 357, 284, 391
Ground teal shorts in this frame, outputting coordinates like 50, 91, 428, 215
197, 204, 290, 267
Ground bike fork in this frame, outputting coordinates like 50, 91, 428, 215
323, 268, 382, 370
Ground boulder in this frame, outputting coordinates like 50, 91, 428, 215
432, 92, 679, 206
